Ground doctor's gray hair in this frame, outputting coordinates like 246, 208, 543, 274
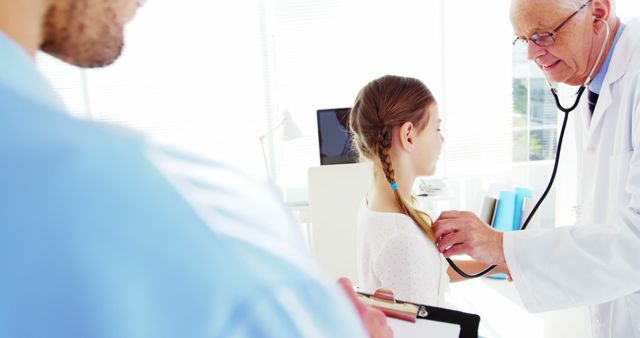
516, 0, 616, 11
511, 0, 587, 12
349, 75, 436, 242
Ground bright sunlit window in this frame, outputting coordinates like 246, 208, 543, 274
38, 0, 272, 175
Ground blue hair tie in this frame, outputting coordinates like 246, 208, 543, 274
390, 182, 398, 191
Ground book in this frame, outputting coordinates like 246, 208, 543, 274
513, 187, 533, 230
492, 191, 516, 232
521, 197, 539, 228
479, 196, 498, 225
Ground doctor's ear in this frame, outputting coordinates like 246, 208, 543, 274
591, 0, 611, 22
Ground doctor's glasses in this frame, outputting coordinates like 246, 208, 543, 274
512, 0, 592, 49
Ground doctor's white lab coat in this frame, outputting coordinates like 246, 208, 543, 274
503, 18, 640, 338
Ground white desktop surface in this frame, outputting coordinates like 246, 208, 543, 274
450, 276, 591, 338
450, 277, 543, 338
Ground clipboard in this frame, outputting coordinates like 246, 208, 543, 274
357, 288, 480, 338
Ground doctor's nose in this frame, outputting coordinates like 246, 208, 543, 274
527, 42, 547, 61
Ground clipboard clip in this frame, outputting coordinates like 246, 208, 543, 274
357, 288, 426, 323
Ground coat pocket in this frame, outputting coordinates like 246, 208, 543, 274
608, 151, 633, 206
624, 291, 640, 336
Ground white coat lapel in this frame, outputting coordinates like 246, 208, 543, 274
588, 82, 611, 136
587, 19, 640, 138
579, 90, 592, 130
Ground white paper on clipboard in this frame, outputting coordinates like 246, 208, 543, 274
357, 288, 476, 338
389, 316, 461, 337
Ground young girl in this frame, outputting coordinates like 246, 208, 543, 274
349, 75, 505, 307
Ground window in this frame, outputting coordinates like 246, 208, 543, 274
272, 0, 514, 186
37, 0, 273, 175
512, 51, 558, 162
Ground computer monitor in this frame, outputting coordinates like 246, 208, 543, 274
316, 108, 359, 165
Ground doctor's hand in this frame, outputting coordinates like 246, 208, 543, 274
434, 211, 506, 266
338, 278, 394, 338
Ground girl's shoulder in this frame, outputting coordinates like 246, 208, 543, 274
358, 200, 429, 245
358, 200, 418, 230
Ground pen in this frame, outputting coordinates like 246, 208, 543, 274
356, 289, 419, 323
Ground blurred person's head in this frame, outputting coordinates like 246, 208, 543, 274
510, 0, 619, 85
42, 0, 142, 67
0, 0, 142, 67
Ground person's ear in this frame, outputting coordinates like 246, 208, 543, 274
591, 0, 611, 22
398, 121, 415, 151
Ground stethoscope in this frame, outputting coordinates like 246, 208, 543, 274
447, 17, 611, 279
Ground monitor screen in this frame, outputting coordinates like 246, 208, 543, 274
316, 108, 359, 165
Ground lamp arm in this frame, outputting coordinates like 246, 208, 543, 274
259, 116, 287, 181
260, 136, 272, 180
258, 117, 286, 140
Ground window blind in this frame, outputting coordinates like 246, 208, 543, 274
272, 0, 514, 182
36, 0, 273, 176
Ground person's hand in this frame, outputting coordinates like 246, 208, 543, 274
337, 278, 393, 338
433, 211, 506, 265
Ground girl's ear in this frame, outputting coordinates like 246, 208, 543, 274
398, 121, 415, 151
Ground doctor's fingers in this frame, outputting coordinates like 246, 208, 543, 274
436, 230, 468, 254
437, 210, 475, 221
433, 217, 470, 239
442, 243, 473, 258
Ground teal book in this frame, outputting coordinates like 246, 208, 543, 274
513, 187, 533, 231
489, 191, 516, 280
492, 191, 516, 232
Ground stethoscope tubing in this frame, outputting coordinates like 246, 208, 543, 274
446, 18, 610, 279
445, 90, 577, 279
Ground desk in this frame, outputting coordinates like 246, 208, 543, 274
450, 278, 543, 338
288, 202, 312, 249
450, 278, 591, 338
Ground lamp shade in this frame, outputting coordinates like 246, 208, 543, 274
281, 110, 302, 141
259, 109, 302, 181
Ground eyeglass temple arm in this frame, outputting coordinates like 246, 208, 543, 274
554, 0, 592, 34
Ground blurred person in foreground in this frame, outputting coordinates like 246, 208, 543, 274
0, 0, 392, 337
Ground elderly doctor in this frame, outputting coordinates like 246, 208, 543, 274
433, 0, 640, 337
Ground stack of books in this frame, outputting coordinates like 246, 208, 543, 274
479, 187, 535, 231
479, 187, 535, 279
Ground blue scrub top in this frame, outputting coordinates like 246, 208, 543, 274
0, 31, 366, 338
